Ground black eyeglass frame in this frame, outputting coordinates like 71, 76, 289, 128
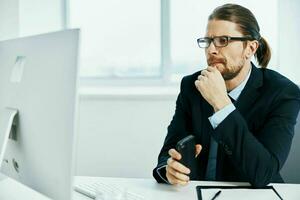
197, 35, 254, 48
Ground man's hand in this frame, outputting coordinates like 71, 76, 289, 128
194, 66, 231, 112
166, 144, 202, 185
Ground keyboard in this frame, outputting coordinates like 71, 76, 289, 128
74, 181, 145, 200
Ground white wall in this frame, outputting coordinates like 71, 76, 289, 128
0, 0, 63, 40
75, 92, 177, 178
278, 0, 300, 84
0, 0, 19, 40
18, 0, 63, 37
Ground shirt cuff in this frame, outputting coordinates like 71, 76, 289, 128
208, 103, 236, 129
156, 165, 170, 184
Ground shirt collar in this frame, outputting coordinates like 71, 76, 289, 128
228, 67, 252, 101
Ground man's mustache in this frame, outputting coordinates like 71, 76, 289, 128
207, 57, 226, 66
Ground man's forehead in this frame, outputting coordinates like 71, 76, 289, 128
205, 19, 243, 37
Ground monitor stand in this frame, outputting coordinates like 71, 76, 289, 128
0, 108, 18, 170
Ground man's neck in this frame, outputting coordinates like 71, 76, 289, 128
225, 62, 251, 92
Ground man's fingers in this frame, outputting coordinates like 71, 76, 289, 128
166, 172, 176, 185
207, 66, 222, 77
200, 70, 210, 77
195, 144, 202, 157
207, 66, 217, 72
167, 158, 190, 174
166, 172, 189, 186
197, 74, 207, 81
166, 166, 190, 182
195, 79, 205, 92
168, 148, 181, 160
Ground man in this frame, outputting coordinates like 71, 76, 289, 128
153, 4, 300, 188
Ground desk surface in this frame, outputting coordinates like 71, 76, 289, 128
0, 173, 50, 200
73, 176, 300, 200
1, 175, 300, 200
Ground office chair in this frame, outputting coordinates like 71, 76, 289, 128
280, 87, 300, 183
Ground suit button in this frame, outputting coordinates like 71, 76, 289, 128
224, 144, 229, 150
226, 150, 232, 155
223, 144, 232, 155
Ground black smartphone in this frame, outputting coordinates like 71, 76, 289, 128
176, 135, 197, 179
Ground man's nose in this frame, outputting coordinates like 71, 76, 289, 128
206, 42, 218, 55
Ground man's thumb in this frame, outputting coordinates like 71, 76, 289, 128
195, 144, 202, 158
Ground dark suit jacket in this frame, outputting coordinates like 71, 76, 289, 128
153, 64, 300, 187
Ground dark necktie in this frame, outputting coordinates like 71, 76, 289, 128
205, 94, 235, 180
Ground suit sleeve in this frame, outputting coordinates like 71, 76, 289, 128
153, 78, 192, 183
212, 83, 300, 187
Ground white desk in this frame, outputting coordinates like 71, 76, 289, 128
73, 176, 300, 200
0, 173, 50, 200
1, 174, 300, 199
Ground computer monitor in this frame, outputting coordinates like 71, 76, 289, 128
0, 29, 80, 200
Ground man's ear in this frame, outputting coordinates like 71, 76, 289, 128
246, 40, 259, 59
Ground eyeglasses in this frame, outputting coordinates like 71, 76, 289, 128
197, 36, 253, 48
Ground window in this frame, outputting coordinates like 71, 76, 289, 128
69, 0, 161, 78
68, 0, 278, 83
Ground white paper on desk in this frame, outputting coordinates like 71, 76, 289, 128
202, 188, 280, 200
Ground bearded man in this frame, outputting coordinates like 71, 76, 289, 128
153, 3, 300, 188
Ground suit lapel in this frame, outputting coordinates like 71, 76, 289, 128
234, 63, 263, 116
216, 64, 263, 180
201, 95, 214, 147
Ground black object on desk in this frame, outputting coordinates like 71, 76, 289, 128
210, 190, 221, 200
196, 185, 283, 200
176, 135, 198, 179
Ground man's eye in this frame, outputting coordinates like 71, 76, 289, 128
218, 37, 227, 44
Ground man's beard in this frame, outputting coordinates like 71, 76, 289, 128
222, 61, 244, 80
207, 56, 244, 81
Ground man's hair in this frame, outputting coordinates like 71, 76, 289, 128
208, 4, 271, 68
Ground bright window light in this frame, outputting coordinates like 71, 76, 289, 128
69, 0, 161, 78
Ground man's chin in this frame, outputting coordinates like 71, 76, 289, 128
222, 71, 240, 80
222, 74, 235, 80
